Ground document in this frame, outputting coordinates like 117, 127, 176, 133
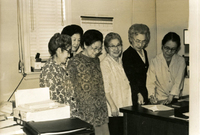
142, 105, 174, 112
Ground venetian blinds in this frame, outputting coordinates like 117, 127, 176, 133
29, 0, 65, 59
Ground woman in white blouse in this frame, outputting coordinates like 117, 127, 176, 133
146, 32, 186, 105
101, 32, 132, 117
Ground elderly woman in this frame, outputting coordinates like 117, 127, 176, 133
67, 29, 110, 135
61, 24, 83, 57
101, 32, 132, 117
146, 32, 186, 105
40, 33, 72, 104
122, 24, 150, 106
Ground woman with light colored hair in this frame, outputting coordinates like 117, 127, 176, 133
122, 24, 150, 106
101, 32, 132, 135
101, 32, 132, 117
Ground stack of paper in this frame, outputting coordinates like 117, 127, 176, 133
142, 105, 174, 112
0, 119, 24, 135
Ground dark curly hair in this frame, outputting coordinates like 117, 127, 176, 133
48, 33, 71, 56
61, 24, 83, 48
81, 29, 103, 47
161, 32, 181, 50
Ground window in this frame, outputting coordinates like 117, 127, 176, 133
17, 0, 66, 76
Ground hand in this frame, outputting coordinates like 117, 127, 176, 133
162, 95, 174, 105
111, 105, 119, 116
149, 95, 158, 104
137, 93, 145, 105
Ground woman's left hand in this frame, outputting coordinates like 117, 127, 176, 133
137, 93, 145, 105
163, 94, 174, 105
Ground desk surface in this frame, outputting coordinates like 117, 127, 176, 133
120, 101, 189, 135
120, 101, 189, 125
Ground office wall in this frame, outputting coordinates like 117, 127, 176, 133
70, 0, 133, 51
156, 0, 189, 55
0, 0, 39, 102
132, 0, 189, 61
132, 0, 157, 61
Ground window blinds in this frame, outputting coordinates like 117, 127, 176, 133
29, 0, 64, 59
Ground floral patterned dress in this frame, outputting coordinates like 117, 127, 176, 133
40, 58, 74, 106
67, 52, 109, 127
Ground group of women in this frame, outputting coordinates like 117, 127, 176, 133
39, 23, 186, 135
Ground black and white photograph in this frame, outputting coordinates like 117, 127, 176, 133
0, 0, 199, 135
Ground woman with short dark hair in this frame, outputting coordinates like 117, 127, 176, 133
61, 24, 83, 57
147, 32, 186, 105
67, 29, 110, 135
40, 33, 72, 104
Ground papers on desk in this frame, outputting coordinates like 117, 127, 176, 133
0, 125, 24, 135
0, 101, 13, 115
142, 105, 174, 112
0, 119, 24, 135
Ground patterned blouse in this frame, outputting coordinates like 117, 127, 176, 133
67, 52, 109, 127
40, 58, 74, 105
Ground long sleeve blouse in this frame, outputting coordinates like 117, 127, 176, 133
146, 53, 186, 100
101, 54, 132, 116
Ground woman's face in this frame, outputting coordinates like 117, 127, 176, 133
85, 41, 102, 58
131, 34, 147, 51
58, 46, 71, 64
107, 38, 122, 59
71, 33, 81, 52
162, 40, 178, 59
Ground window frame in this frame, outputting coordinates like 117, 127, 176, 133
17, 0, 67, 79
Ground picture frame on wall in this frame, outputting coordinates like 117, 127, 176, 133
183, 29, 189, 45
183, 29, 189, 54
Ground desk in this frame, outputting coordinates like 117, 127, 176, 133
120, 103, 189, 135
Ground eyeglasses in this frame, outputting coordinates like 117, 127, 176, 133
63, 48, 71, 54
91, 46, 102, 52
163, 46, 177, 52
108, 44, 122, 49
133, 38, 147, 45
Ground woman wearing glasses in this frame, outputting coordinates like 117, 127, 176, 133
101, 32, 132, 116
146, 32, 186, 105
40, 33, 72, 104
67, 29, 110, 135
122, 24, 150, 106
101, 32, 132, 135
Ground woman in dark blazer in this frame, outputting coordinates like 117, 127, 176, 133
122, 24, 150, 106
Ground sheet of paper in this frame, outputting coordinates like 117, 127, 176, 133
15, 87, 50, 107
0, 119, 16, 128
0, 125, 24, 135
142, 105, 174, 112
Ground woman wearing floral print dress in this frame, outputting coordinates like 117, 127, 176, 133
40, 33, 73, 104
67, 29, 110, 135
